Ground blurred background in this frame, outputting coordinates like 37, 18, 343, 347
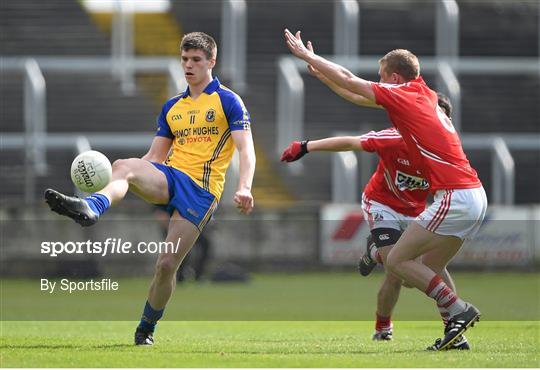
1, 0, 539, 294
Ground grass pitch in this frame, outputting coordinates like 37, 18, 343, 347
1, 272, 539, 367
1, 321, 538, 367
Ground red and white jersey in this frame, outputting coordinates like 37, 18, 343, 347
360, 128, 429, 217
371, 77, 481, 191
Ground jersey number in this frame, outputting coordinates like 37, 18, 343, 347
436, 106, 456, 133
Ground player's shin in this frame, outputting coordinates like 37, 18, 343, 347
425, 275, 467, 318
96, 178, 129, 206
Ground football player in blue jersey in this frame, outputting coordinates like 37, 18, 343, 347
45, 32, 256, 345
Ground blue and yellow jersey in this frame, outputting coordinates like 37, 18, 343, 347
156, 77, 250, 199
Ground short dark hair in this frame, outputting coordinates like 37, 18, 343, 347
437, 92, 453, 117
379, 49, 420, 81
180, 32, 217, 59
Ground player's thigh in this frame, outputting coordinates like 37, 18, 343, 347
154, 210, 201, 273
421, 243, 463, 273
387, 221, 462, 266
120, 159, 169, 204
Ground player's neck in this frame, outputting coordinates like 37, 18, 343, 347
188, 75, 213, 99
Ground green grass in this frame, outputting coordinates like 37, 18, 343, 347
1, 272, 539, 320
1, 273, 539, 367
1, 321, 538, 367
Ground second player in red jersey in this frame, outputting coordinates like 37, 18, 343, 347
359, 128, 428, 217
281, 93, 467, 348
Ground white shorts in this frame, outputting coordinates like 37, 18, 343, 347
415, 186, 487, 240
361, 194, 416, 232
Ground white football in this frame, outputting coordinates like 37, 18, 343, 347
70, 150, 112, 193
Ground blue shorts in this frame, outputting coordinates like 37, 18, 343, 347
152, 163, 218, 231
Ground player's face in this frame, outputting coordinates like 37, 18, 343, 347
378, 64, 400, 84
181, 49, 216, 85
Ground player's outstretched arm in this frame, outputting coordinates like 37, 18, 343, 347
306, 42, 382, 109
141, 137, 173, 163
280, 137, 363, 162
316, 72, 381, 108
307, 136, 364, 152
284, 29, 375, 102
231, 129, 256, 214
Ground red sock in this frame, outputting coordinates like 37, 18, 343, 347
426, 276, 466, 317
438, 303, 450, 325
375, 313, 392, 332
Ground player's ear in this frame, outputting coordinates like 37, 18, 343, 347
208, 58, 216, 69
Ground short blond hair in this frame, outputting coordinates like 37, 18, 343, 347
379, 49, 420, 81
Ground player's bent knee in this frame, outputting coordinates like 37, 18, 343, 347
112, 158, 148, 181
112, 158, 135, 178
155, 257, 179, 279
384, 253, 400, 274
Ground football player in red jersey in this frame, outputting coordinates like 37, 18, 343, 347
284, 29, 487, 350
281, 93, 468, 350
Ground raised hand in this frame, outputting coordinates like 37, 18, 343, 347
284, 29, 311, 60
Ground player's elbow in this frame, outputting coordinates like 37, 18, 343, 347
343, 76, 357, 91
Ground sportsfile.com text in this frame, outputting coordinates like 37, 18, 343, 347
40, 238, 181, 257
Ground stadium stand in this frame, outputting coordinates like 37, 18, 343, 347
0, 0, 109, 56
174, 0, 539, 204
1, 0, 538, 205
1, 0, 156, 205
1, 0, 539, 276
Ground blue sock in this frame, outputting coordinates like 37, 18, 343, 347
138, 301, 164, 333
84, 193, 110, 216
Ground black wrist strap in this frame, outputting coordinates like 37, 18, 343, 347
301, 140, 309, 153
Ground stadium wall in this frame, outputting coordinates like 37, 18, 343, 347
1, 205, 538, 277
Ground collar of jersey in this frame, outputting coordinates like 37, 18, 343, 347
180, 77, 220, 99
411, 75, 425, 85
